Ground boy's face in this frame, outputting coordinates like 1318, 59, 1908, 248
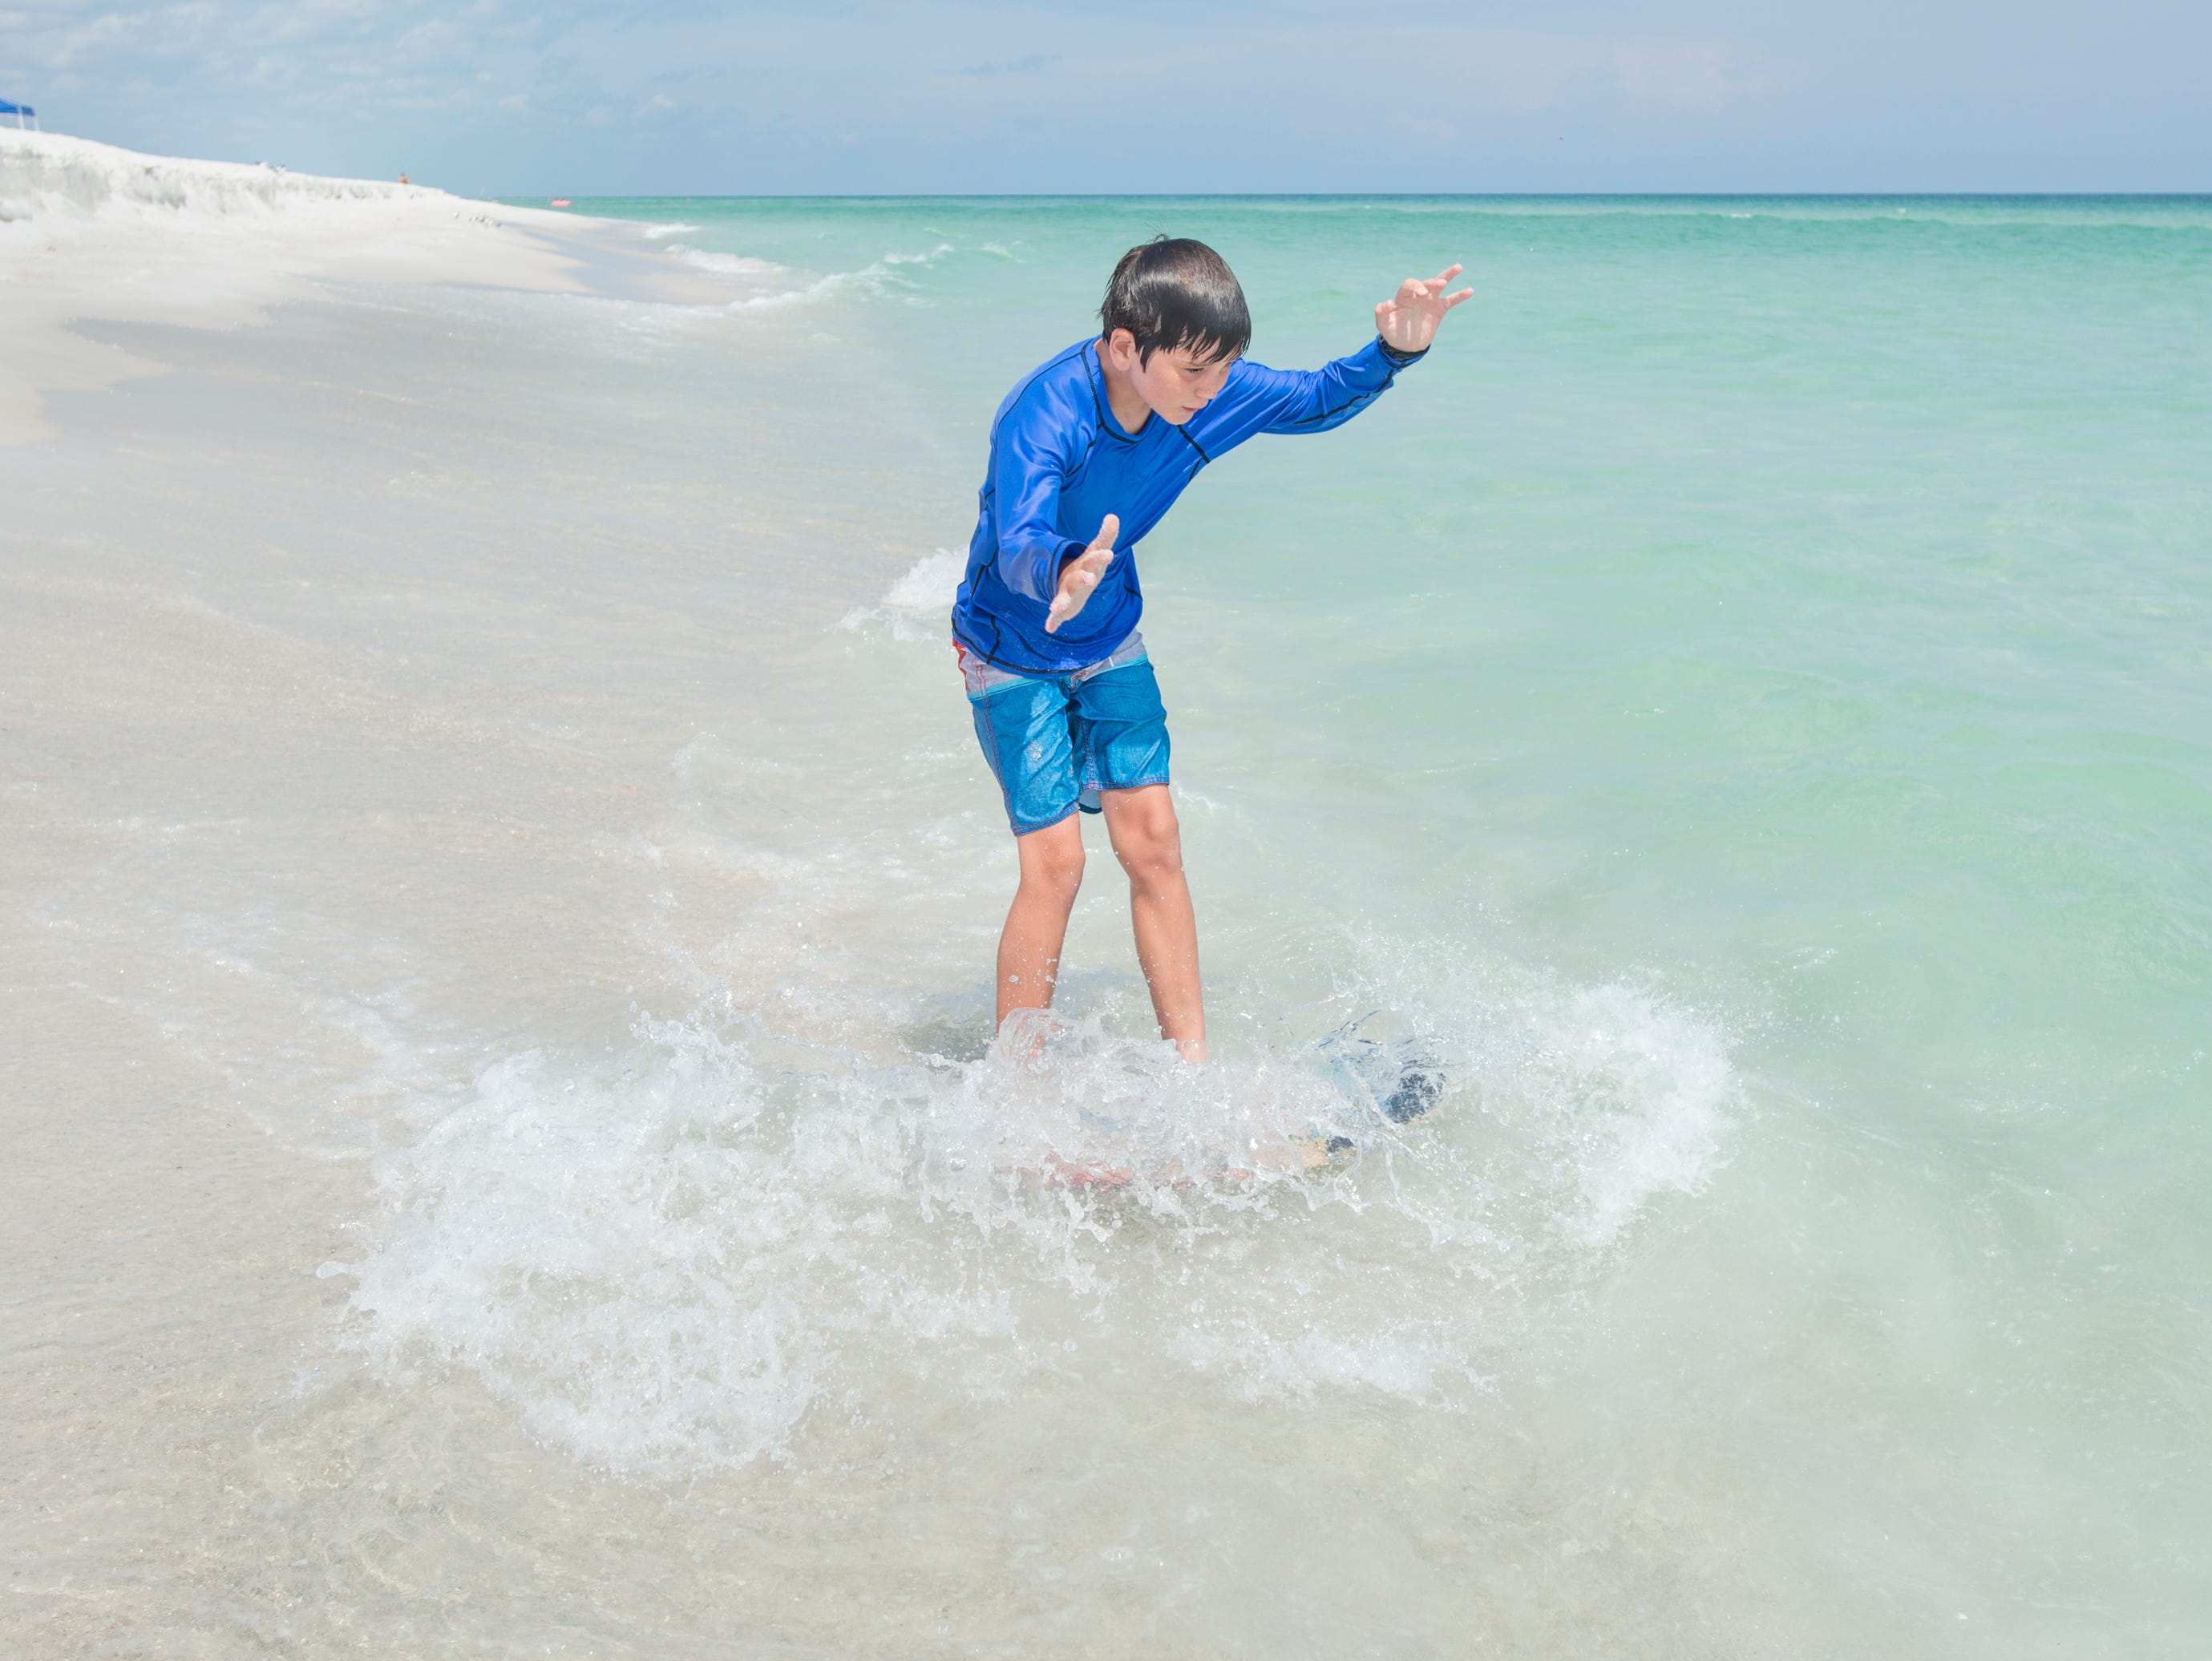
1103, 329, 1238, 426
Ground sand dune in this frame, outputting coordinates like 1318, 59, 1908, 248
0, 130, 586, 443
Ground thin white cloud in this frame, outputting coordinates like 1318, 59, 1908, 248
51, 10, 140, 69
397, 17, 467, 60
952, 51, 1055, 77
1612, 42, 1745, 111
1248, 24, 1758, 115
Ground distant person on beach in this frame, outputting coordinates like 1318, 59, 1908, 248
950, 237, 1470, 1063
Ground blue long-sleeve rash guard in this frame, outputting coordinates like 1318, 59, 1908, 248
949, 333, 1426, 675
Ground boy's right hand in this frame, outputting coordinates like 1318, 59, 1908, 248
1045, 514, 1118, 634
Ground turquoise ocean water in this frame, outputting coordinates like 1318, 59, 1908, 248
450, 195, 2208, 1647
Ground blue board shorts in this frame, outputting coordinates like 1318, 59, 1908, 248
956, 632, 1171, 836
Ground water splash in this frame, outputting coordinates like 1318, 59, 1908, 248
340, 945, 1736, 1478
837, 547, 967, 638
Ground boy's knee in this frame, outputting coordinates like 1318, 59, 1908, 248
1110, 812, 1183, 879
1117, 846, 1181, 888
1019, 824, 1086, 895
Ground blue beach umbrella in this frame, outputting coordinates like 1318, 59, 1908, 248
1, 99, 38, 130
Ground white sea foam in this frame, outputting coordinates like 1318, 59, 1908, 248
837, 548, 966, 639
671, 247, 787, 278
716, 249, 928, 311
883, 547, 966, 610
1554, 985, 1733, 1245
341, 925, 1734, 1477
721, 265, 883, 311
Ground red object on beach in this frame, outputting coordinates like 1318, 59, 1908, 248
549, 198, 572, 208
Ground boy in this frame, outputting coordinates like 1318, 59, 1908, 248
951, 237, 1470, 1064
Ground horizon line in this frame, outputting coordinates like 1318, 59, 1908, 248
488, 188, 2212, 201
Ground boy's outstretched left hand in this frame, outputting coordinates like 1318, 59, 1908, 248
1376, 264, 1474, 355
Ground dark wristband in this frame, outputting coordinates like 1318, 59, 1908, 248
1377, 337, 1429, 367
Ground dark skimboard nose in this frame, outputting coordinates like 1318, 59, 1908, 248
1314, 1012, 1446, 1131
1380, 1063, 1442, 1124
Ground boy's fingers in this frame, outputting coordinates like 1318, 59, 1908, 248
1045, 550, 1111, 632
1093, 512, 1120, 549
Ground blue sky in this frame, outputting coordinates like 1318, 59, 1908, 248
2, 1, 2205, 194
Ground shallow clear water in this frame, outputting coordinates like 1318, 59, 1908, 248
8, 195, 2209, 1653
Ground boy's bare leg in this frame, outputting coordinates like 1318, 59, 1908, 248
996, 814, 1086, 1029
1101, 784, 1207, 1062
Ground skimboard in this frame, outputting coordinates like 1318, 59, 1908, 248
1024, 1014, 1444, 1190
1312, 1010, 1445, 1127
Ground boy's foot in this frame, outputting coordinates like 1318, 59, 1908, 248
989, 1004, 1066, 1071
1039, 1153, 1138, 1190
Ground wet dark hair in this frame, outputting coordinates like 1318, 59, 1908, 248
1099, 236, 1251, 366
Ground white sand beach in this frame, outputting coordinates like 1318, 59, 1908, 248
0, 131, 609, 444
